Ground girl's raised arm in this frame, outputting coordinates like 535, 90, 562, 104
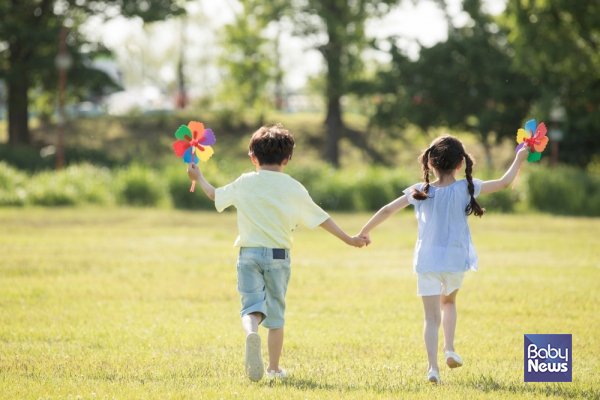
480, 145, 530, 195
359, 195, 410, 242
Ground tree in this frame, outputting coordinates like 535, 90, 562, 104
289, 0, 401, 166
363, 0, 539, 165
502, 0, 600, 166
218, 0, 279, 127
0, 0, 185, 146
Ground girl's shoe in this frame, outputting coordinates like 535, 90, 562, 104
444, 351, 464, 368
427, 370, 441, 384
245, 333, 264, 382
266, 367, 287, 379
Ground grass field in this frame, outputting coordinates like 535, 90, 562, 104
1, 208, 599, 399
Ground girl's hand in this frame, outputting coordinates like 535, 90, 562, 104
187, 163, 202, 181
348, 236, 369, 248
516, 145, 530, 163
359, 231, 371, 246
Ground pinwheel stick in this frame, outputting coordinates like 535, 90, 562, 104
511, 167, 521, 190
190, 149, 196, 192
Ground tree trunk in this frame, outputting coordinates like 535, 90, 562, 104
323, 33, 344, 167
8, 74, 30, 145
325, 96, 342, 166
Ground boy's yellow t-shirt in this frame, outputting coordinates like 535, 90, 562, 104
214, 170, 329, 249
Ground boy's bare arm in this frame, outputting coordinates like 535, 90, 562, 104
480, 145, 529, 195
319, 218, 368, 248
187, 163, 216, 201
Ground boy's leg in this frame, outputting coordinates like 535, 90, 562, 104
441, 289, 459, 353
242, 312, 263, 336
422, 295, 442, 373
267, 327, 284, 372
262, 250, 291, 375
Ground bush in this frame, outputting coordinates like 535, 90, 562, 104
528, 166, 600, 216
115, 165, 171, 207
0, 162, 28, 206
165, 165, 215, 210
27, 164, 115, 206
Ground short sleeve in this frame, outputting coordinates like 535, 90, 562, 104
402, 183, 424, 206
300, 193, 330, 229
214, 180, 238, 212
472, 178, 483, 198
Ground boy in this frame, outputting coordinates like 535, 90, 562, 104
187, 123, 367, 382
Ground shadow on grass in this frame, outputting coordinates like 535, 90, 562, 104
463, 374, 598, 399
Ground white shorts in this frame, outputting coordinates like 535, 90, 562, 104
417, 271, 465, 296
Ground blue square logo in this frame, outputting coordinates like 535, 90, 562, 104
524, 334, 572, 382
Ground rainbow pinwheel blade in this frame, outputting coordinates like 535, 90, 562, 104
516, 128, 527, 144
199, 129, 216, 146
196, 145, 214, 162
188, 121, 205, 140
534, 136, 549, 153
527, 151, 542, 162
175, 125, 192, 140
524, 119, 537, 137
173, 140, 191, 156
183, 147, 199, 164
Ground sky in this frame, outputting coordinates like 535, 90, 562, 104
85, 0, 508, 105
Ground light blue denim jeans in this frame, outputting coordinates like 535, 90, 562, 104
236, 247, 291, 329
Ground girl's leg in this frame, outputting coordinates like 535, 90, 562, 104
441, 289, 459, 353
266, 327, 284, 372
241, 312, 262, 335
422, 295, 442, 372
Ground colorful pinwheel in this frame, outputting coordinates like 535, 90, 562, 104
172, 121, 216, 192
516, 119, 549, 162
512, 119, 549, 189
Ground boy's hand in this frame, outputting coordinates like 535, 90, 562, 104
348, 236, 369, 248
187, 163, 202, 181
358, 231, 371, 246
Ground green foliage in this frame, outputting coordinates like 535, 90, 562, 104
115, 165, 170, 207
528, 166, 600, 216
363, 0, 538, 163
0, 144, 120, 172
290, 164, 411, 211
0, 0, 186, 144
501, 0, 600, 166
218, 0, 279, 126
27, 164, 115, 206
165, 165, 215, 210
0, 162, 28, 206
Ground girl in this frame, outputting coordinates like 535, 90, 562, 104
359, 135, 530, 383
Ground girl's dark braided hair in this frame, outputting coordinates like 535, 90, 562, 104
411, 135, 485, 217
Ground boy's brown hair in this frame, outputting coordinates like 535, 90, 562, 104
248, 123, 295, 165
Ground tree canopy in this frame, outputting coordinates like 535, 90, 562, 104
0, 0, 186, 145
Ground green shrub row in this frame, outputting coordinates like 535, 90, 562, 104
528, 165, 600, 216
2, 161, 597, 216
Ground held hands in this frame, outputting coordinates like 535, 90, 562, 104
347, 235, 370, 248
187, 163, 202, 182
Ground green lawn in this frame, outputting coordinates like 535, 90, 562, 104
0, 208, 598, 399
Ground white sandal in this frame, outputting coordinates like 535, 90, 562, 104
444, 351, 464, 368
266, 367, 287, 379
427, 370, 441, 383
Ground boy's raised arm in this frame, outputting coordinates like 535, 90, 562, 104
319, 218, 368, 248
187, 163, 216, 201
480, 145, 529, 195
